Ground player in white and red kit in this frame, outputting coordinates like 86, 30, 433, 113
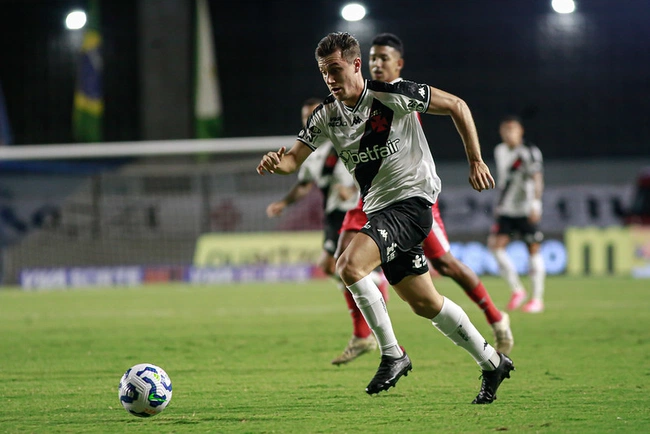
257, 32, 514, 403
336, 33, 513, 355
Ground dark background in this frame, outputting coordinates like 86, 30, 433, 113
0, 0, 649, 160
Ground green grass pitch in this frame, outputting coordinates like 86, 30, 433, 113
1, 276, 649, 433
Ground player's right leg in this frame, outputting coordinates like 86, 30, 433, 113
331, 206, 389, 365
337, 224, 408, 394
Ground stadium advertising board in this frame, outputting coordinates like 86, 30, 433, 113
565, 226, 634, 276
630, 226, 650, 278
193, 231, 323, 266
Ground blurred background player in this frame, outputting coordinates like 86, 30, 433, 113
336, 33, 514, 354
266, 98, 389, 364
488, 115, 545, 313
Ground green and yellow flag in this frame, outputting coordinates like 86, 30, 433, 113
72, 0, 103, 142
194, 0, 223, 138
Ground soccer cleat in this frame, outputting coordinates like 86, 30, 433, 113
365, 348, 412, 395
331, 335, 378, 366
472, 353, 515, 404
491, 312, 514, 356
522, 299, 544, 313
506, 290, 527, 311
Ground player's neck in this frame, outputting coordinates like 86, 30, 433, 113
342, 79, 365, 108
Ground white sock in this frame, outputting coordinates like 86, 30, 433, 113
432, 297, 501, 371
493, 249, 524, 293
529, 253, 546, 302
347, 274, 402, 358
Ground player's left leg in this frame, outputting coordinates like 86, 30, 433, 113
522, 241, 545, 313
392, 271, 514, 404
424, 206, 513, 354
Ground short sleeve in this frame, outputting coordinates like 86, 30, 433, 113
297, 104, 328, 151
368, 80, 431, 115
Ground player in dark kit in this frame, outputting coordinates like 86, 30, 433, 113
257, 32, 514, 403
336, 33, 514, 355
266, 98, 389, 364
489, 115, 546, 313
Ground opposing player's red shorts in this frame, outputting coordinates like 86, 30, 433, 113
340, 198, 450, 260
340, 199, 367, 232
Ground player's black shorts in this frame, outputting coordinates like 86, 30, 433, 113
492, 215, 544, 245
323, 210, 347, 255
361, 197, 432, 285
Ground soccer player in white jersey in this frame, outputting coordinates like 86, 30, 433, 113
266, 98, 389, 363
336, 33, 514, 355
257, 32, 514, 403
488, 116, 545, 313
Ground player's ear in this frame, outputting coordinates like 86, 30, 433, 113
354, 57, 361, 73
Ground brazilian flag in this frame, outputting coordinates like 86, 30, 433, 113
72, 0, 103, 142
194, 0, 223, 139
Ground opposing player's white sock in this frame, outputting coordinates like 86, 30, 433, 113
529, 252, 546, 301
493, 249, 524, 293
347, 274, 402, 358
432, 297, 501, 371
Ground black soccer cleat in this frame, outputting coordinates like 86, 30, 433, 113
472, 352, 515, 404
365, 349, 412, 395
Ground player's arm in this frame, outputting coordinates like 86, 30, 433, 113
425, 86, 495, 192
529, 171, 544, 223
266, 181, 314, 217
256, 140, 313, 176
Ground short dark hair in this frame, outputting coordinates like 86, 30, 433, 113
500, 115, 523, 125
315, 32, 361, 63
302, 97, 321, 108
371, 33, 404, 56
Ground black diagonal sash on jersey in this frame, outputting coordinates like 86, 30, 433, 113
319, 146, 340, 210
355, 99, 394, 199
497, 154, 523, 207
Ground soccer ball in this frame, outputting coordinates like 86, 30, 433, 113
118, 363, 173, 417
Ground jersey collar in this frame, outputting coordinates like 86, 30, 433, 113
344, 80, 369, 114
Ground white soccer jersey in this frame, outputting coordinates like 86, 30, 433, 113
494, 142, 543, 217
297, 79, 440, 214
297, 140, 359, 214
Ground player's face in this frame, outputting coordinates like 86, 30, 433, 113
301, 103, 319, 128
500, 121, 524, 148
369, 45, 403, 83
318, 50, 362, 106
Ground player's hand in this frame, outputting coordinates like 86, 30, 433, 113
257, 147, 286, 175
528, 199, 542, 223
468, 161, 495, 192
266, 201, 285, 218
